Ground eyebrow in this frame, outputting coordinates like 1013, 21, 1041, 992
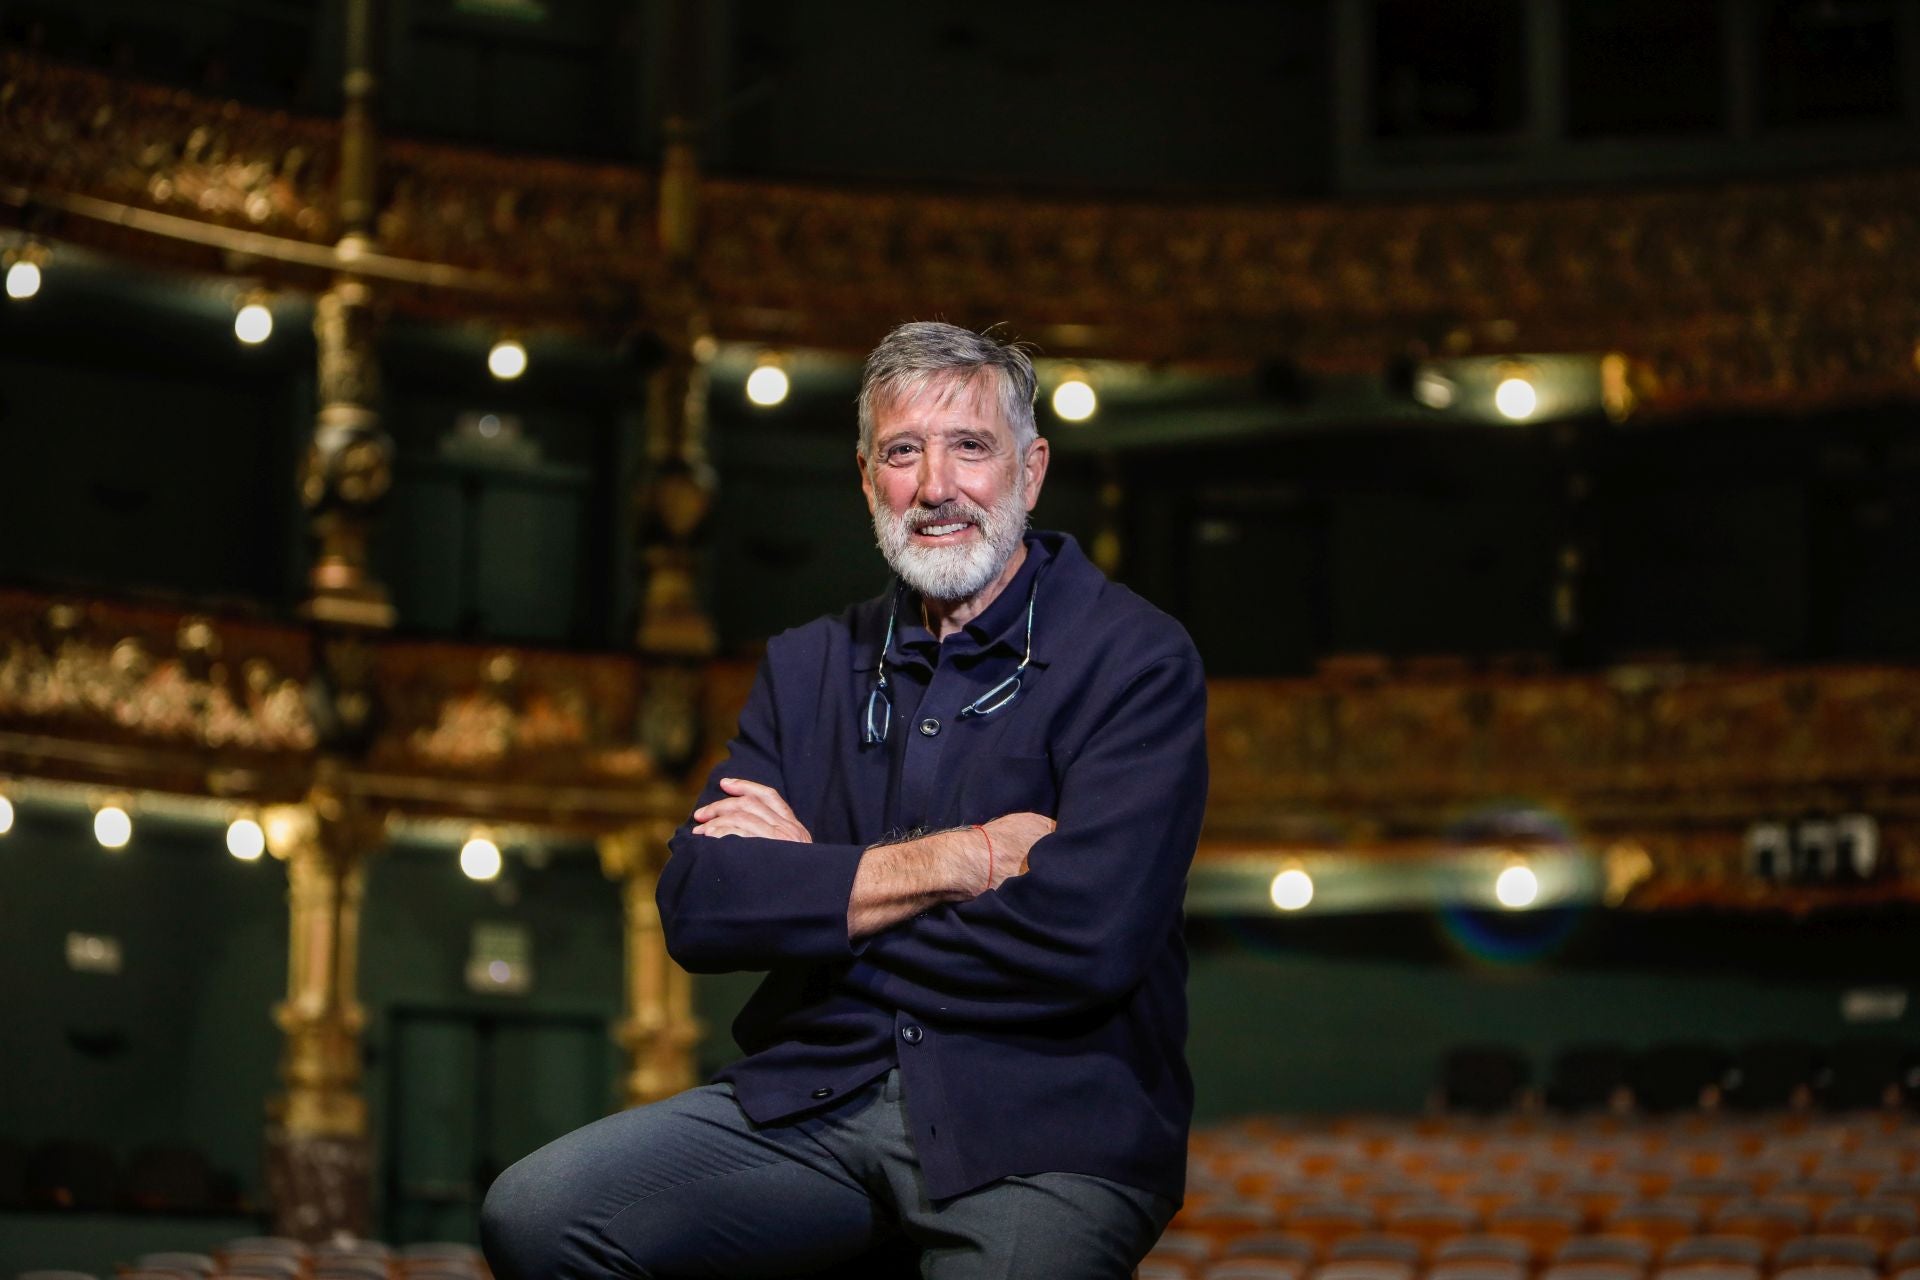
877, 423, 1002, 445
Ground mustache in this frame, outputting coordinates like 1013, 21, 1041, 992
904, 502, 985, 530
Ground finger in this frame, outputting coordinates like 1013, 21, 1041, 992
695, 816, 775, 840
719, 777, 799, 819
695, 794, 788, 828
708, 791, 792, 831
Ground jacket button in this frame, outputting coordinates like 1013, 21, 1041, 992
900, 1025, 923, 1045
918, 717, 940, 737
810, 1086, 834, 1099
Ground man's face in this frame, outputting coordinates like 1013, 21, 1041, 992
859, 373, 1049, 603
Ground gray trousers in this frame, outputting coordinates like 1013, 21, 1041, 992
480, 1069, 1176, 1279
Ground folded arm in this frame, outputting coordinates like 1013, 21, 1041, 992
656, 653, 1051, 973
839, 653, 1208, 1024
690, 776, 1053, 941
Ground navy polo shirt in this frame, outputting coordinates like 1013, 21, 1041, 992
659, 531, 1208, 1202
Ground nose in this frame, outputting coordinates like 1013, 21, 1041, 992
915, 442, 957, 508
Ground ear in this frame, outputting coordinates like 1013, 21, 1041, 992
857, 451, 877, 514
1019, 437, 1050, 513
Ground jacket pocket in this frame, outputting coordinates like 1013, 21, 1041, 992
956, 752, 1059, 823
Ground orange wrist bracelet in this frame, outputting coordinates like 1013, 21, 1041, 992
972, 823, 993, 892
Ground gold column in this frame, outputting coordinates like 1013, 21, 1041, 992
261, 780, 384, 1241
300, 0, 394, 629
599, 821, 703, 1107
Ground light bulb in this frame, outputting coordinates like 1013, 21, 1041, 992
1495, 863, 1539, 909
6, 259, 41, 300
234, 302, 273, 345
94, 804, 132, 850
1494, 377, 1537, 421
0, 793, 13, 835
227, 816, 266, 861
488, 339, 528, 380
461, 834, 503, 880
746, 363, 790, 407
1270, 867, 1314, 911
1051, 378, 1097, 423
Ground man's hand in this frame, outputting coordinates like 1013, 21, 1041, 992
977, 811, 1055, 890
690, 778, 813, 843
847, 811, 1057, 941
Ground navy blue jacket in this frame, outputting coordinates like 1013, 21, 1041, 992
658, 531, 1208, 1201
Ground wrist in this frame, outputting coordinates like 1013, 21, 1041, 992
912, 828, 980, 902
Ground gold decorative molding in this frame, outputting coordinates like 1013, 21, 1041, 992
5, 52, 1918, 414
1205, 663, 1920, 834
0, 588, 669, 825
0, 589, 317, 754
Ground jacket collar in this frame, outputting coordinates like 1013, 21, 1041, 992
850, 530, 1102, 672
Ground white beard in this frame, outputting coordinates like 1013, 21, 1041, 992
872, 476, 1029, 603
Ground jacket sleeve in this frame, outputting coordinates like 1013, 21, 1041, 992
656, 650, 866, 974
838, 651, 1207, 1024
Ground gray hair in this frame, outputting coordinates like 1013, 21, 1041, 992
856, 322, 1039, 465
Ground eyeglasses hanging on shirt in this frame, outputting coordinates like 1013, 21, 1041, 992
863, 580, 1038, 746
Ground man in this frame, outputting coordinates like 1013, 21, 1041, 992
481, 322, 1208, 1278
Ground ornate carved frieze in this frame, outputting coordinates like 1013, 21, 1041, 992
0, 589, 660, 819
1205, 663, 1920, 831
0, 589, 316, 755
5, 52, 1917, 415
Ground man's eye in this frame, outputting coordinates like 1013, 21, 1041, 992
885, 445, 918, 462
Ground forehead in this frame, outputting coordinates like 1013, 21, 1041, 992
870, 370, 1010, 438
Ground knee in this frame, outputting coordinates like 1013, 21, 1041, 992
480, 1151, 575, 1280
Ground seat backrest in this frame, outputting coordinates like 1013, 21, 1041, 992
1662, 1235, 1766, 1267
1775, 1236, 1879, 1268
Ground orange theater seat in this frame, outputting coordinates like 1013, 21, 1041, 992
1554, 1237, 1658, 1272
1662, 1236, 1768, 1269
1428, 1262, 1526, 1280
1772, 1236, 1879, 1271
1488, 1202, 1583, 1255
1206, 1262, 1307, 1280
1607, 1200, 1706, 1250
1651, 1264, 1761, 1280
1540, 1264, 1647, 1280
1712, 1200, 1814, 1250
1289, 1203, 1380, 1250
1388, 1203, 1480, 1249
1431, 1236, 1533, 1268
1224, 1235, 1321, 1265
1819, 1199, 1917, 1246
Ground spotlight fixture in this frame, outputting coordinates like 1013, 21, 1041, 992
234, 293, 273, 345
94, 799, 133, 851
1495, 860, 1539, 909
461, 831, 503, 881
0, 790, 13, 836
488, 337, 528, 381
1269, 865, 1314, 912
745, 354, 790, 408
1051, 375, 1097, 423
1493, 373, 1538, 421
226, 812, 266, 861
4, 243, 45, 301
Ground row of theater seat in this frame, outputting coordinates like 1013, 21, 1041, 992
1149, 1112, 1920, 1280
14, 1235, 489, 1280
1142, 1263, 1920, 1280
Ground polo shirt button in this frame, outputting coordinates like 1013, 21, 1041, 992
900, 1025, 923, 1045
919, 717, 940, 737
810, 1086, 834, 1099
